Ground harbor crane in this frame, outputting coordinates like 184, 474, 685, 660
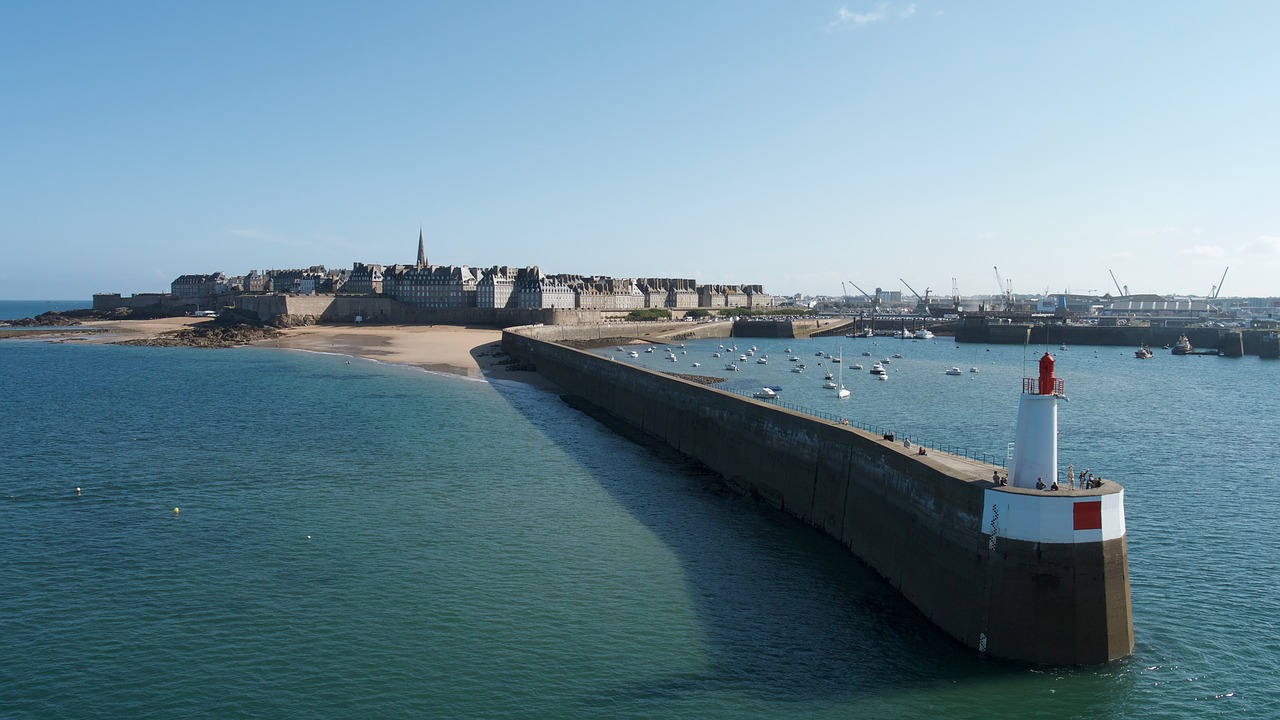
1211, 266, 1229, 300
1109, 269, 1128, 297
993, 266, 1013, 310
901, 278, 931, 313
847, 281, 878, 310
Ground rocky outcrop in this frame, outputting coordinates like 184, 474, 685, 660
115, 322, 282, 348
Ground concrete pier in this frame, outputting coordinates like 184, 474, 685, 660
504, 325, 1134, 665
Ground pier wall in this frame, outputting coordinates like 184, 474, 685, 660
503, 325, 1133, 665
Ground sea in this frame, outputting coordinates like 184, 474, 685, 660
2, 306, 1277, 719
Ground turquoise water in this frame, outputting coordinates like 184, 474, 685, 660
2, 335, 1277, 718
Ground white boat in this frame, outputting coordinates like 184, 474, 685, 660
725, 363, 738, 371
753, 387, 778, 399
878, 374, 888, 381
692, 362, 701, 367
969, 367, 980, 373
836, 351, 850, 398
852, 363, 863, 370
945, 367, 963, 375
785, 348, 792, 353
713, 352, 721, 358
915, 329, 935, 340
757, 357, 768, 364
862, 351, 872, 356
789, 356, 800, 362
792, 366, 804, 373
644, 347, 654, 353
892, 353, 903, 359
616, 346, 625, 352
823, 379, 838, 389
831, 356, 841, 363
667, 355, 677, 362
739, 355, 748, 361
628, 351, 638, 358
824, 370, 834, 380
870, 363, 887, 375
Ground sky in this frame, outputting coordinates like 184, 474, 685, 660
2, 1, 1278, 301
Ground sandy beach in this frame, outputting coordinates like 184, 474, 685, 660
14, 318, 560, 391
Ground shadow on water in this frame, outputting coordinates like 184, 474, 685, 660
484, 374, 1030, 705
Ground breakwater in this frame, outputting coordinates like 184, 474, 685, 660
503, 325, 1132, 665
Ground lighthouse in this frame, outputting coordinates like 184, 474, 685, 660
1009, 352, 1062, 489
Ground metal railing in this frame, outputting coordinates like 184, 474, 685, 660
723, 386, 1008, 468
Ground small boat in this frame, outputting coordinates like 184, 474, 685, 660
789, 356, 800, 362
785, 348, 792, 353
712, 352, 721, 358
1061, 343, 1068, 350
836, 350, 851, 398
1172, 335, 1193, 355
645, 347, 654, 353
852, 363, 863, 370
667, 355, 677, 362
1135, 344, 1153, 359
757, 357, 768, 364
815, 351, 824, 357
823, 379, 838, 389
878, 374, 888, 381
692, 362, 701, 367
915, 329, 935, 340
870, 363, 887, 375
725, 363, 739, 371
824, 370, 834, 380
616, 346, 625, 352
969, 367, 980, 373
739, 355, 748, 361
831, 356, 841, 363
628, 351, 639, 358
753, 387, 778, 399
945, 367, 963, 376
862, 351, 872, 356
892, 353, 903, 359
791, 366, 804, 373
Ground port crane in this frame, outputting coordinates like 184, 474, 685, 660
847, 281, 878, 311
993, 266, 1014, 310
900, 278, 931, 313
1108, 269, 1128, 297
1211, 266, 1229, 300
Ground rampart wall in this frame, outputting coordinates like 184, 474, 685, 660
503, 324, 1133, 665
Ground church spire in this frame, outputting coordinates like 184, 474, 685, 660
417, 228, 427, 267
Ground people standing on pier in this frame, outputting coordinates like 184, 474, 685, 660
1036, 478, 1046, 490
1067, 463, 1075, 489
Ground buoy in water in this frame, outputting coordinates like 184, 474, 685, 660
173, 507, 180, 514
75, 487, 81, 495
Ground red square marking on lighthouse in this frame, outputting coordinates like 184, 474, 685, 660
1074, 501, 1102, 531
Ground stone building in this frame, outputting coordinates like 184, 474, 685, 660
477, 266, 518, 309
513, 267, 576, 309
384, 264, 482, 308
345, 263, 384, 295
171, 272, 227, 298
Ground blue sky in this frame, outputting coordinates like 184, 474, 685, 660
2, 1, 1277, 300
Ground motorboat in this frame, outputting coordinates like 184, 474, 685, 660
824, 370, 834, 380
757, 357, 768, 364
785, 348, 792, 353
667, 355, 678, 362
739, 355, 748, 361
862, 351, 872, 356
1135, 344, 1153, 359
852, 363, 863, 370
831, 356, 841, 363
692, 362, 701, 367
790, 356, 800, 362
1172, 335, 1193, 355
725, 363, 739, 371
823, 379, 838, 389
945, 367, 963, 376
753, 387, 778, 399
713, 352, 721, 358
969, 367, 980, 373
915, 329, 935, 340
791, 366, 804, 373
644, 347, 654, 353
892, 353, 903, 359
870, 363, 887, 376
628, 350, 639, 358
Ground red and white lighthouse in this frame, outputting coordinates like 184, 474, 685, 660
1009, 352, 1063, 489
